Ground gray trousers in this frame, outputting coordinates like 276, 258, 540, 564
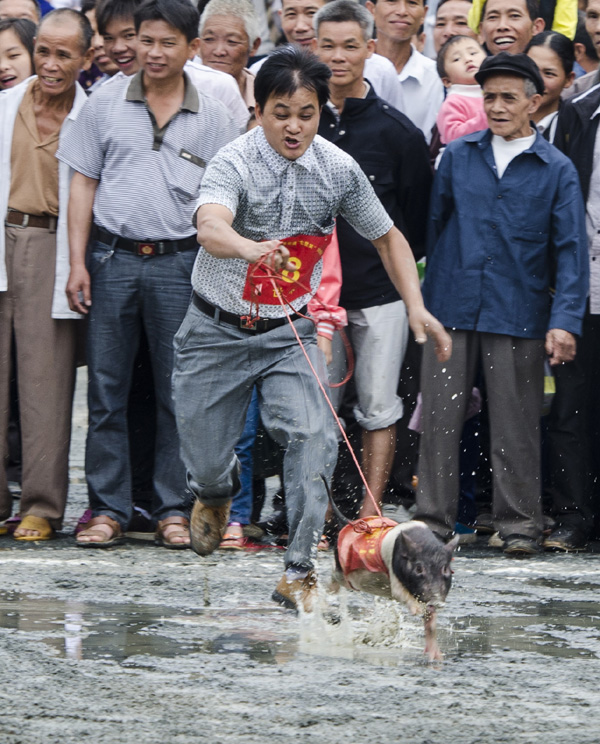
172, 302, 338, 570
415, 330, 545, 540
0, 225, 77, 528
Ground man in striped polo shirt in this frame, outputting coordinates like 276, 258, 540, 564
57, 0, 239, 548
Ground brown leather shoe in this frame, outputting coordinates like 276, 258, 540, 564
190, 499, 231, 556
272, 570, 317, 613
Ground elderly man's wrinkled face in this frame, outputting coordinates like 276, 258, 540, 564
0, 0, 39, 23
483, 73, 541, 140
200, 14, 257, 83
34, 16, 92, 97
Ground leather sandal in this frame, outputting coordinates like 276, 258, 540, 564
155, 516, 190, 549
76, 515, 123, 548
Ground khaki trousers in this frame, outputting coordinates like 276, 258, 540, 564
415, 329, 545, 541
0, 225, 77, 528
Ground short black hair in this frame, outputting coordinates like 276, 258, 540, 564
254, 45, 331, 111
38, 8, 93, 52
526, 30, 574, 75
96, 0, 143, 36
134, 0, 200, 42
437, 34, 479, 78
0, 17, 35, 68
482, 0, 540, 22
81, 0, 97, 14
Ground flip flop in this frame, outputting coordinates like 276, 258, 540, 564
76, 515, 123, 548
219, 532, 248, 550
13, 515, 54, 541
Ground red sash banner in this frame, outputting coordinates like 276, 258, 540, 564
242, 233, 332, 305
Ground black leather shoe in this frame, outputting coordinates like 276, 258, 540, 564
543, 526, 587, 552
503, 534, 542, 556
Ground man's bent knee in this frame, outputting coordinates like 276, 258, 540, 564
186, 456, 241, 506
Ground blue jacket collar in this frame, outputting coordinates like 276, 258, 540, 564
463, 126, 551, 164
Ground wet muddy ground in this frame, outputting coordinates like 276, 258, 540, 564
1, 371, 600, 744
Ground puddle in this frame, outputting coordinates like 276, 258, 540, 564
1, 581, 599, 666
0, 592, 298, 665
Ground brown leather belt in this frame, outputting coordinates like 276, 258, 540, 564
5, 210, 57, 230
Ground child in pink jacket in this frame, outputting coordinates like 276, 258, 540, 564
436, 36, 488, 145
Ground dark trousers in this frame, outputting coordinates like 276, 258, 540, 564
416, 330, 545, 540
545, 310, 600, 534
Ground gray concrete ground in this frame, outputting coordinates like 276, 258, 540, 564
1, 369, 600, 744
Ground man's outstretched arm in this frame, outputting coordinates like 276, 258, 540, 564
372, 225, 452, 362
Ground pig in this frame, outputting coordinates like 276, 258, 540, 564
326, 480, 459, 661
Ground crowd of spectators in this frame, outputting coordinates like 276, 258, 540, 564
0, 0, 598, 575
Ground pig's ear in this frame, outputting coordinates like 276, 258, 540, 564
399, 531, 417, 558
445, 535, 460, 554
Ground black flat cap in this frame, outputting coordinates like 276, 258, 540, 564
474, 52, 545, 95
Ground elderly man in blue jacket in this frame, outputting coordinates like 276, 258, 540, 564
415, 53, 589, 556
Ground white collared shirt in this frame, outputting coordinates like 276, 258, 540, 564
536, 110, 559, 143
395, 46, 444, 144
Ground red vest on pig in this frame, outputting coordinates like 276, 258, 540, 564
337, 517, 398, 587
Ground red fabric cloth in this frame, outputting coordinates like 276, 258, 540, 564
337, 516, 398, 579
242, 233, 331, 305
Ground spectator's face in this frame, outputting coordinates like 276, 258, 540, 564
366, 0, 427, 45
585, 0, 600, 58
255, 87, 320, 160
527, 44, 574, 110
200, 14, 257, 82
137, 19, 198, 82
280, 0, 323, 47
479, 0, 543, 55
440, 36, 485, 86
103, 15, 138, 75
0, 0, 38, 23
314, 20, 374, 90
0, 27, 33, 88
433, 0, 476, 53
85, 8, 118, 76
482, 73, 540, 139
34, 17, 92, 97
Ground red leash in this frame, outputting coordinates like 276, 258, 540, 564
246, 250, 382, 518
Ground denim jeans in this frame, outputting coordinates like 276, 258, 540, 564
173, 302, 338, 570
231, 387, 260, 525
85, 239, 196, 529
